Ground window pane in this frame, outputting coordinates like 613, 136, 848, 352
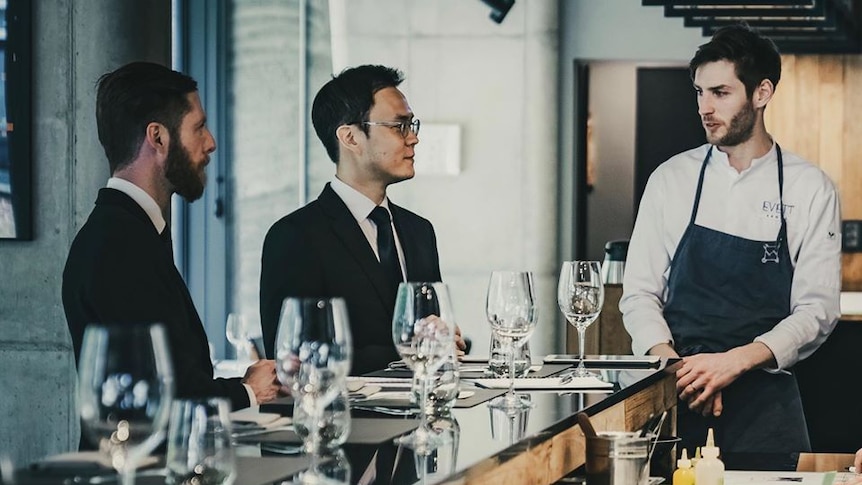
225, 0, 333, 353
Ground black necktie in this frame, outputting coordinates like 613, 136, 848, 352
368, 206, 403, 289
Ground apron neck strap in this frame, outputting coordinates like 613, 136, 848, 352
690, 147, 712, 225
689, 144, 786, 229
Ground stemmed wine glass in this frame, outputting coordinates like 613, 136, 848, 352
225, 313, 253, 362
557, 261, 605, 379
485, 271, 538, 410
78, 323, 174, 485
392, 282, 456, 453
275, 298, 352, 484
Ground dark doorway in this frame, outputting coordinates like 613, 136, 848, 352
634, 68, 705, 216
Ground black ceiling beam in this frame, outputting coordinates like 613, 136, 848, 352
644, 0, 815, 6
642, 0, 862, 53
665, 4, 827, 18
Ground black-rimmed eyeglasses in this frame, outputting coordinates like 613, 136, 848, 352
361, 119, 420, 138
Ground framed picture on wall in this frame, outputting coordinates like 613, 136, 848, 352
0, 0, 32, 240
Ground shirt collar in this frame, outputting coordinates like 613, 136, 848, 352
710, 141, 778, 172
330, 177, 391, 222
106, 177, 167, 233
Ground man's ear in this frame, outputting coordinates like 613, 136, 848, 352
335, 124, 362, 157
145, 122, 169, 155
753, 79, 774, 109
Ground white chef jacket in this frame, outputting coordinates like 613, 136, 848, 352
620, 143, 841, 370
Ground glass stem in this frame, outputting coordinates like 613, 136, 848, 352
578, 326, 587, 374
309, 405, 323, 473
507, 340, 516, 400
418, 363, 430, 434
120, 462, 135, 485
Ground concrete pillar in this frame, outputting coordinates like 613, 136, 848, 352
0, 0, 171, 467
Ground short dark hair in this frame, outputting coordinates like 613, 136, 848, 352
689, 23, 781, 99
311, 65, 405, 163
96, 61, 198, 173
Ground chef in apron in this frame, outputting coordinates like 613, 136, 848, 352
620, 24, 841, 454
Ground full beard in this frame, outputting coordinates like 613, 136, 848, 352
707, 101, 756, 147
165, 140, 206, 202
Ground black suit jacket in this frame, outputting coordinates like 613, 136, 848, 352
63, 188, 250, 410
260, 183, 441, 374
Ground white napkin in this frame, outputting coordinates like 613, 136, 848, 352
469, 376, 613, 390
229, 408, 286, 427
364, 390, 475, 401
36, 451, 160, 471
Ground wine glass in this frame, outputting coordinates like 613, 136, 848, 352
275, 297, 352, 484
392, 282, 456, 453
485, 271, 538, 410
557, 261, 605, 379
165, 398, 236, 485
78, 323, 174, 485
225, 313, 253, 362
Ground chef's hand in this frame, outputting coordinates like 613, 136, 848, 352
676, 343, 774, 415
676, 352, 742, 416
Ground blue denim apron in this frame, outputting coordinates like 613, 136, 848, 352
665, 145, 810, 454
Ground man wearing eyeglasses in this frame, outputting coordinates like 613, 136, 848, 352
260, 65, 465, 375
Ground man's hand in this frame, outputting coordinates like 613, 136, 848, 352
675, 343, 773, 415
242, 359, 280, 404
454, 325, 467, 356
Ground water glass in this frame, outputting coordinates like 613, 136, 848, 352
414, 348, 460, 415
166, 398, 236, 485
487, 334, 531, 378
293, 386, 351, 452
412, 415, 460, 485
392, 281, 457, 453
78, 323, 174, 485
488, 401, 532, 445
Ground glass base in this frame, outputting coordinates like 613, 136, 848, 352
561, 365, 603, 381
487, 392, 535, 411
394, 425, 452, 455
293, 469, 349, 484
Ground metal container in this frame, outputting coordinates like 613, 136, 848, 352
585, 431, 649, 485
602, 240, 629, 285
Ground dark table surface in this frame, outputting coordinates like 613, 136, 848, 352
16, 358, 678, 485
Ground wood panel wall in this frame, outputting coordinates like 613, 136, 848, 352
765, 55, 862, 290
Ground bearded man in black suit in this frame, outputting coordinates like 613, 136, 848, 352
260, 65, 465, 374
63, 62, 280, 415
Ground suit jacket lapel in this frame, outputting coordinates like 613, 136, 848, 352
318, 184, 396, 307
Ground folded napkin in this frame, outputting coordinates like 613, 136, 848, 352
229, 408, 287, 427
469, 376, 613, 390
33, 451, 160, 472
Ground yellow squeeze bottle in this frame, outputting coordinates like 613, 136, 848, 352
672, 449, 695, 485
691, 447, 701, 468
695, 428, 725, 485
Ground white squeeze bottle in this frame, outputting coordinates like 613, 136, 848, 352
695, 428, 725, 485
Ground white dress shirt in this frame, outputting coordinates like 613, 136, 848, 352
106, 177, 258, 405
107, 177, 167, 234
620, 143, 842, 370
330, 177, 407, 280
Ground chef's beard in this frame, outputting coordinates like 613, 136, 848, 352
710, 100, 756, 147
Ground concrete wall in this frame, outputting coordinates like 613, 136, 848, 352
0, 0, 171, 466
325, 0, 560, 358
